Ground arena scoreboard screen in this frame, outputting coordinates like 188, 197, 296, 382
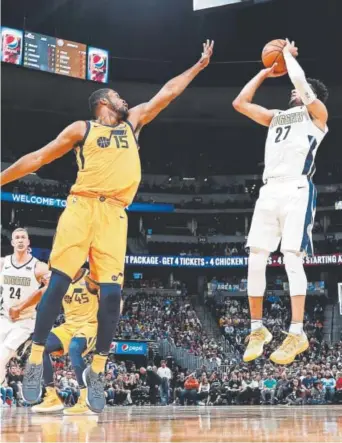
1, 27, 23, 65
23, 31, 56, 73
55, 38, 87, 79
23, 32, 86, 79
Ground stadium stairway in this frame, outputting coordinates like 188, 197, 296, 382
192, 295, 222, 341
323, 303, 341, 344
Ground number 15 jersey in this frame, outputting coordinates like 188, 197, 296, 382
263, 106, 328, 183
71, 120, 141, 207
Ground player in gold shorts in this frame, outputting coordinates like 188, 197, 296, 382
0, 40, 214, 412
32, 267, 99, 415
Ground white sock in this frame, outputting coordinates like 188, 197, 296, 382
251, 320, 263, 332
289, 322, 303, 335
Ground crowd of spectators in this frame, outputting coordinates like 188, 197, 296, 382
1, 291, 342, 408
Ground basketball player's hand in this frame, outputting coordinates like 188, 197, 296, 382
9, 306, 21, 322
198, 39, 214, 70
283, 38, 299, 57
261, 63, 286, 78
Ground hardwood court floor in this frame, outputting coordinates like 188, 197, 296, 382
1, 405, 342, 442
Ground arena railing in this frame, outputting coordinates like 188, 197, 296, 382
158, 339, 218, 372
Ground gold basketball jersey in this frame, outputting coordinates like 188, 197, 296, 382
62, 269, 98, 326
71, 120, 141, 206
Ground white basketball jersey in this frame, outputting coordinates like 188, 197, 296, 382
0, 255, 40, 320
263, 106, 328, 182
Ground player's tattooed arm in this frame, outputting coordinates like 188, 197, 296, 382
128, 40, 214, 130
233, 64, 283, 127
0, 121, 87, 186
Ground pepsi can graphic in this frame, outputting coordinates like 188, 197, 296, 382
87, 46, 109, 83
1, 27, 23, 65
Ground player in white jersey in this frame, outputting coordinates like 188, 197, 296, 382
0, 228, 50, 383
233, 39, 328, 365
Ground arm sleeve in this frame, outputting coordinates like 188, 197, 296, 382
283, 51, 316, 105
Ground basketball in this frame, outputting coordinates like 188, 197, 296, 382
262, 39, 287, 74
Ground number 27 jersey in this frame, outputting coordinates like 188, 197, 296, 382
263, 106, 328, 182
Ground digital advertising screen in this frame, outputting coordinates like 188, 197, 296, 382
55, 38, 86, 79
23, 31, 56, 73
1, 27, 23, 65
87, 46, 109, 83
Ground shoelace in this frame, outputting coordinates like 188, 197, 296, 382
277, 332, 301, 353
89, 372, 104, 398
245, 329, 265, 345
24, 364, 40, 385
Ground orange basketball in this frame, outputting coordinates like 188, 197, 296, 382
262, 39, 287, 74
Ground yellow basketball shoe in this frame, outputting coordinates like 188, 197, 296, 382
269, 331, 309, 365
63, 389, 95, 415
32, 387, 64, 413
243, 326, 273, 362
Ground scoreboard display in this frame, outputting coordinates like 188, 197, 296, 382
55, 38, 86, 79
2, 26, 108, 83
24, 31, 56, 72
23, 32, 86, 79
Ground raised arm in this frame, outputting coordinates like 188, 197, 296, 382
0, 121, 87, 186
283, 39, 328, 130
232, 64, 283, 127
128, 40, 214, 131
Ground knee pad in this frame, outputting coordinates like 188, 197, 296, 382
99, 283, 121, 314
283, 250, 307, 295
247, 248, 269, 297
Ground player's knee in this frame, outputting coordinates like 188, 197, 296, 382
99, 283, 121, 314
283, 250, 307, 295
45, 333, 63, 354
247, 248, 269, 297
68, 337, 86, 359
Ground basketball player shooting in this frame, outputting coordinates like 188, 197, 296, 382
0, 228, 50, 384
233, 39, 328, 365
0, 40, 214, 412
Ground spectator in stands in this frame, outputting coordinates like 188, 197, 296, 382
227, 373, 243, 405
285, 378, 305, 406
179, 373, 199, 405
261, 374, 277, 405
322, 371, 336, 403
195, 375, 210, 405
157, 360, 172, 405
334, 372, 342, 403
239, 372, 259, 405
307, 381, 326, 405
6, 365, 23, 405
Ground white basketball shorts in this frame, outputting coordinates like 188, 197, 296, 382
247, 177, 317, 254
0, 315, 35, 351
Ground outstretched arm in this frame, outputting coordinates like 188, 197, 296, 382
9, 286, 48, 321
232, 64, 283, 127
0, 121, 86, 186
283, 39, 328, 130
128, 40, 214, 131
